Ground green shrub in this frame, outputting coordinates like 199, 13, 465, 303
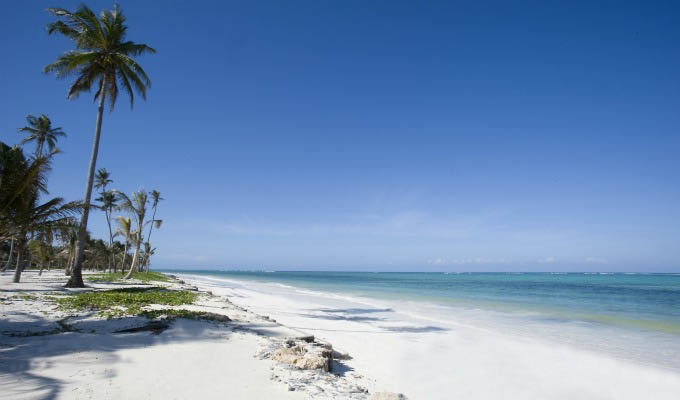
87, 271, 170, 283
56, 287, 197, 317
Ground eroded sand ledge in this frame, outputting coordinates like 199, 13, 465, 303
0, 270, 403, 399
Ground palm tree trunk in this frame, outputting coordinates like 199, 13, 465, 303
106, 207, 114, 272
1, 238, 13, 272
12, 242, 24, 283
36, 140, 44, 159
67, 80, 106, 288
125, 239, 140, 279
119, 240, 129, 274
144, 208, 157, 272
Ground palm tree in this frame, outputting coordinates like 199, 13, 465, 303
0, 142, 24, 272
29, 236, 55, 276
96, 191, 117, 271
115, 190, 148, 279
114, 216, 132, 274
94, 168, 112, 190
143, 190, 163, 271
44, 4, 155, 288
54, 224, 78, 275
0, 146, 80, 283
1, 142, 50, 274
94, 168, 116, 271
18, 114, 66, 158
141, 242, 156, 271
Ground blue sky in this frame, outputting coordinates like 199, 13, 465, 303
1, 1, 679, 271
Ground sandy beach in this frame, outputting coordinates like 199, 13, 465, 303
3, 269, 680, 399
0, 270, 382, 399
177, 273, 680, 400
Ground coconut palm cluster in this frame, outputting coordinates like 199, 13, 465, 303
1, 4, 160, 285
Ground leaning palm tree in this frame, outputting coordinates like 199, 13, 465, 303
115, 190, 148, 279
44, 4, 155, 288
143, 190, 163, 271
18, 114, 66, 158
114, 216, 132, 274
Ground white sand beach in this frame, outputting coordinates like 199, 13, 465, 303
3, 269, 680, 400
0, 270, 374, 399
177, 273, 680, 400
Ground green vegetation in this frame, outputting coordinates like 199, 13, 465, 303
0, 5, 163, 286
0, 141, 80, 283
56, 288, 197, 318
87, 271, 170, 283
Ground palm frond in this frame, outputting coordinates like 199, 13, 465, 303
45, 4, 154, 110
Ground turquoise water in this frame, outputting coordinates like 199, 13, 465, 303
166, 270, 680, 335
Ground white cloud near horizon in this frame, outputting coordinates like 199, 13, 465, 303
155, 209, 659, 269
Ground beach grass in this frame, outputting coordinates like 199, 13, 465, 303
56, 287, 197, 318
86, 271, 170, 283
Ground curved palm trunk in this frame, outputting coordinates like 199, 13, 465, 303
144, 208, 157, 272
67, 82, 106, 288
12, 242, 24, 283
1, 238, 13, 272
124, 237, 141, 279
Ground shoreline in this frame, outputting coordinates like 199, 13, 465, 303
176, 272, 680, 400
0, 270, 398, 399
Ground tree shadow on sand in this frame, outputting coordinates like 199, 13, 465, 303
0, 315, 234, 399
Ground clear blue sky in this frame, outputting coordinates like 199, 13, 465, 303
1, 1, 679, 271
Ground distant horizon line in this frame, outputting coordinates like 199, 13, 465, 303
157, 267, 680, 274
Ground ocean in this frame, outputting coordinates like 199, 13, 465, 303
166, 270, 680, 371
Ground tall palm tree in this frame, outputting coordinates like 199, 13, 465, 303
114, 216, 132, 274
96, 190, 117, 271
18, 114, 66, 158
44, 4, 155, 288
115, 190, 148, 279
143, 190, 163, 271
94, 168, 116, 271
